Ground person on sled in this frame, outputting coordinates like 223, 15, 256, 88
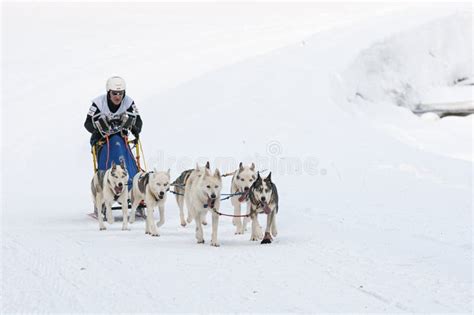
84, 76, 143, 188
84, 76, 142, 146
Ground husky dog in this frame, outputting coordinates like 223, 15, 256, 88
184, 164, 222, 246
91, 160, 129, 231
172, 161, 210, 227
248, 172, 279, 244
230, 162, 257, 234
130, 169, 171, 236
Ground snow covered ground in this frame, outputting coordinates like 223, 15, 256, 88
2, 2, 473, 313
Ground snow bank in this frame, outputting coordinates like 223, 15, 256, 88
340, 12, 472, 111
331, 11, 473, 162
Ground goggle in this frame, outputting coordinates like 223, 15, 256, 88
110, 90, 124, 96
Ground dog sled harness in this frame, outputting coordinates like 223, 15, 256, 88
203, 196, 251, 218
137, 172, 150, 194
212, 209, 251, 218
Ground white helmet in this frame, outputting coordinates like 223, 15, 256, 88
106, 76, 126, 92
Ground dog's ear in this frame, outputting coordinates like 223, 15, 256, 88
250, 163, 255, 171
205, 161, 210, 169
214, 169, 221, 180
195, 163, 200, 171
256, 172, 261, 180
239, 162, 244, 171
111, 161, 116, 170
120, 159, 126, 170
265, 172, 272, 182
204, 167, 211, 176
167, 168, 171, 177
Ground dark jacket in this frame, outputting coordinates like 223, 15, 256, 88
84, 94, 143, 145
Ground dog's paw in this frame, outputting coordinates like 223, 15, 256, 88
202, 221, 208, 226
99, 226, 106, 231
235, 228, 244, 235
197, 239, 205, 244
261, 238, 272, 244
180, 222, 187, 227
122, 225, 130, 231
250, 235, 259, 241
186, 217, 193, 224
151, 233, 160, 237
129, 218, 135, 224
107, 218, 114, 225
145, 231, 150, 235
211, 242, 220, 247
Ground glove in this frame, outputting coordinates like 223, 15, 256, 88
90, 130, 102, 146
131, 125, 140, 139
122, 113, 133, 130
120, 129, 129, 137
95, 114, 111, 136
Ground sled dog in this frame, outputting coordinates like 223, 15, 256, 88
130, 169, 171, 236
172, 161, 210, 227
230, 162, 257, 234
184, 164, 223, 246
91, 160, 129, 231
248, 172, 279, 244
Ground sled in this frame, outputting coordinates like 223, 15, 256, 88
92, 133, 143, 187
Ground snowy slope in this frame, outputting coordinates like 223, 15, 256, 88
335, 11, 473, 161
2, 2, 472, 313
340, 13, 472, 110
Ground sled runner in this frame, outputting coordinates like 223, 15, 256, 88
88, 204, 146, 221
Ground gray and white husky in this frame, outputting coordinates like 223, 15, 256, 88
231, 162, 257, 234
172, 161, 210, 227
130, 169, 171, 236
184, 163, 223, 246
91, 160, 129, 231
248, 172, 279, 244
